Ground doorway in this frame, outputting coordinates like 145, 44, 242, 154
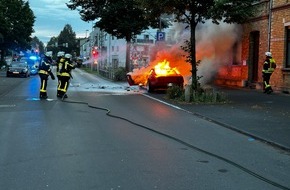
248, 31, 260, 82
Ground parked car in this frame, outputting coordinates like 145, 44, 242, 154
6, 62, 30, 78
19, 56, 40, 75
127, 68, 184, 93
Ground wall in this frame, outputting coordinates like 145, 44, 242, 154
218, 0, 290, 92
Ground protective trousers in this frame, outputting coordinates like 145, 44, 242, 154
263, 73, 273, 93
57, 75, 61, 97
58, 76, 70, 98
39, 73, 49, 99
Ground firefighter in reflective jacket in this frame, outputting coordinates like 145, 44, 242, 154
262, 52, 276, 94
57, 53, 75, 98
56, 51, 65, 97
38, 51, 55, 99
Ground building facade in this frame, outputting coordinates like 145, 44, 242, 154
84, 27, 156, 78
216, 0, 290, 93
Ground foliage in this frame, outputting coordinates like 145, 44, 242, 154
46, 24, 79, 58
0, 0, 35, 61
166, 85, 185, 100
30, 36, 45, 54
67, 0, 165, 72
46, 37, 59, 58
113, 67, 127, 81
0, 0, 35, 49
58, 24, 79, 56
210, 0, 258, 24
191, 88, 227, 103
67, 0, 150, 40
166, 84, 227, 104
0, 60, 7, 68
67, 0, 257, 98
138, 0, 257, 98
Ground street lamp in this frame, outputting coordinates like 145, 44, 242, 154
85, 29, 89, 38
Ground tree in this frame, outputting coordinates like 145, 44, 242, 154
31, 36, 45, 54
58, 24, 78, 56
138, 0, 256, 92
46, 24, 78, 58
0, 0, 35, 61
46, 37, 59, 57
67, 0, 152, 72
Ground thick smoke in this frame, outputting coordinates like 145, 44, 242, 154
130, 21, 242, 86
195, 21, 242, 85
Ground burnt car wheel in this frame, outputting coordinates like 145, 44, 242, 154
146, 81, 154, 93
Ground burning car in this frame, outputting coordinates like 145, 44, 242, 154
127, 60, 184, 92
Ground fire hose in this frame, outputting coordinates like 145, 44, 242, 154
61, 97, 290, 190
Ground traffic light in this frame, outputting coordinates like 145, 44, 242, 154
92, 47, 98, 58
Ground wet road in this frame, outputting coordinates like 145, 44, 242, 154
0, 69, 289, 190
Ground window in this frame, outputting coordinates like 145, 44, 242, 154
286, 27, 290, 68
112, 46, 115, 52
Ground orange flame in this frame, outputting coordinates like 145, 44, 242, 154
128, 46, 192, 86
154, 60, 180, 76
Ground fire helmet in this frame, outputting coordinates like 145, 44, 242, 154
65, 54, 72, 59
265, 52, 272, 57
45, 51, 53, 57
57, 51, 65, 57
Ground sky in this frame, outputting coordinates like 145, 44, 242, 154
28, 0, 93, 44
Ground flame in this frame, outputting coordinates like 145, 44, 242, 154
128, 47, 192, 86
154, 60, 180, 76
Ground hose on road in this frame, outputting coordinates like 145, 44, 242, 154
62, 98, 290, 190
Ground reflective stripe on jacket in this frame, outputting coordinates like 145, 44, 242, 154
262, 58, 275, 73
56, 58, 65, 76
38, 70, 49, 75
60, 60, 75, 77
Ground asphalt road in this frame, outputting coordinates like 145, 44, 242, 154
0, 69, 289, 190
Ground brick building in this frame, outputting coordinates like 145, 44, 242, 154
216, 0, 290, 93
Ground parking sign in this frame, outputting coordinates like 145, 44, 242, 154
157, 32, 165, 41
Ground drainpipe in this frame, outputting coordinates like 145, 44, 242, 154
267, 0, 273, 51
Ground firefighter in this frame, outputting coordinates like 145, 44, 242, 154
262, 52, 276, 94
58, 53, 75, 98
38, 51, 55, 99
56, 51, 65, 97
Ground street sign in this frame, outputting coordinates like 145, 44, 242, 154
156, 32, 165, 41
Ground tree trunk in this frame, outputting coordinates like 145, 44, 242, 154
125, 41, 131, 72
190, 21, 198, 91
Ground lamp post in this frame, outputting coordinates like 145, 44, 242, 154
85, 30, 89, 38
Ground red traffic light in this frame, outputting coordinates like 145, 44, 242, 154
92, 49, 98, 57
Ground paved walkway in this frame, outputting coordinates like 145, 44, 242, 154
154, 86, 290, 152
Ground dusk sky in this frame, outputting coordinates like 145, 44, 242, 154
28, 0, 93, 44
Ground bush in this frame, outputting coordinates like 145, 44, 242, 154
166, 84, 227, 104
191, 89, 227, 103
114, 67, 127, 81
166, 84, 185, 100
0, 60, 7, 70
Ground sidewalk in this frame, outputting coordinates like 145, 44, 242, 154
156, 86, 290, 152
122, 79, 290, 151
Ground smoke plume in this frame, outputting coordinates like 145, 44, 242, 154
129, 20, 242, 86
